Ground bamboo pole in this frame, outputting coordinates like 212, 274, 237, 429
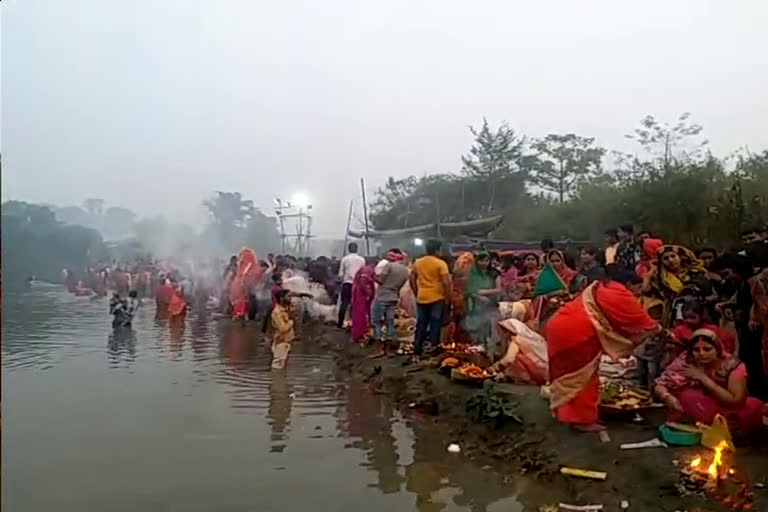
360, 178, 371, 256
342, 200, 353, 257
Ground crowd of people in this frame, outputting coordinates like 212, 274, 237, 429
57, 223, 768, 437
342, 225, 768, 437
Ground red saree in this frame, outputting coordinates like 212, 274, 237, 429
169, 288, 187, 318
156, 282, 173, 313
350, 265, 375, 343
229, 248, 261, 320
546, 281, 657, 425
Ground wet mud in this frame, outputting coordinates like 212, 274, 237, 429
317, 326, 768, 512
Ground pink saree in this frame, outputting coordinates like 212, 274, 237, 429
350, 265, 375, 343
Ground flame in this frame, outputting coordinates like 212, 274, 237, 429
690, 456, 701, 468
706, 441, 728, 478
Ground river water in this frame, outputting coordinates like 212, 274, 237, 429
2, 284, 528, 511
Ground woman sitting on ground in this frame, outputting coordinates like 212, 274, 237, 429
644, 244, 710, 327
463, 251, 502, 353
655, 328, 765, 433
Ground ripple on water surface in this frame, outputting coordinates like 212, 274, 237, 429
2, 285, 527, 512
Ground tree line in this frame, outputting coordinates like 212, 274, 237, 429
370, 114, 768, 248
1, 191, 282, 284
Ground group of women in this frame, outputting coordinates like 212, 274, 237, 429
424, 239, 764, 435
337, 236, 767, 435
545, 240, 767, 435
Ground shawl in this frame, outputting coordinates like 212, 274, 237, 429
465, 252, 495, 297
651, 244, 707, 295
655, 328, 742, 392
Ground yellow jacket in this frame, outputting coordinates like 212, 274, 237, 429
271, 304, 295, 345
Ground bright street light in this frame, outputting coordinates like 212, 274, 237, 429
292, 192, 311, 209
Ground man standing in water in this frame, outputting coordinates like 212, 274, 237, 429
410, 239, 452, 363
337, 242, 365, 328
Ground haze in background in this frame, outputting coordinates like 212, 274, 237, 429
2, 0, 767, 236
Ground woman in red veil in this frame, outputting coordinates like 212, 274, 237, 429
229, 248, 261, 320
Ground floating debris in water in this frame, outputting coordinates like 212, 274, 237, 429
447, 443, 461, 454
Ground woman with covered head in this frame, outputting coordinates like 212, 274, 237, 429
655, 328, 765, 433
635, 238, 664, 279
510, 252, 542, 299
544, 249, 578, 289
546, 267, 663, 432
228, 248, 261, 321
644, 244, 709, 327
463, 251, 502, 352
350, 257, 377, 344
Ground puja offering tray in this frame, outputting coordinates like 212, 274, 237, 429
598, 383, 663, 414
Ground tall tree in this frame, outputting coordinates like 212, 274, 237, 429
461, 119, 528, 212
203, 191, 279, 253
624, 112, 709, 172
1, 201, 106, 283
530, 133, 605, 203
203, 191, 255, 229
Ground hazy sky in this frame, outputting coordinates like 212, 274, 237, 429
2, 0, 767, 237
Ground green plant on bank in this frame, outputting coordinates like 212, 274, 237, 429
466, 381, 523, 426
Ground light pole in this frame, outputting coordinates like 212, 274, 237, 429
273, 194, 313, 257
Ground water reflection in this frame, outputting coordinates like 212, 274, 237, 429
268, 371, 293, 451
3, 285, 524, 511
107, 328, 137, 367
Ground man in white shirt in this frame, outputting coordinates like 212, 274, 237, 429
337, 242, 366, 328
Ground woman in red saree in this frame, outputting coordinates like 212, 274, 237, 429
168, 283, 188, 319
155, 276, 174, 316
546, 272, 661, 431
350, 262, 376, 343
229, 248, 261, 320
635, 238, 663, 278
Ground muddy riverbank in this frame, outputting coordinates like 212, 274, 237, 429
317, 326, 768, 512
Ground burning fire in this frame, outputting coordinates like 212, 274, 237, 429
689, 441, 729, 479
707, 441, 727, 479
